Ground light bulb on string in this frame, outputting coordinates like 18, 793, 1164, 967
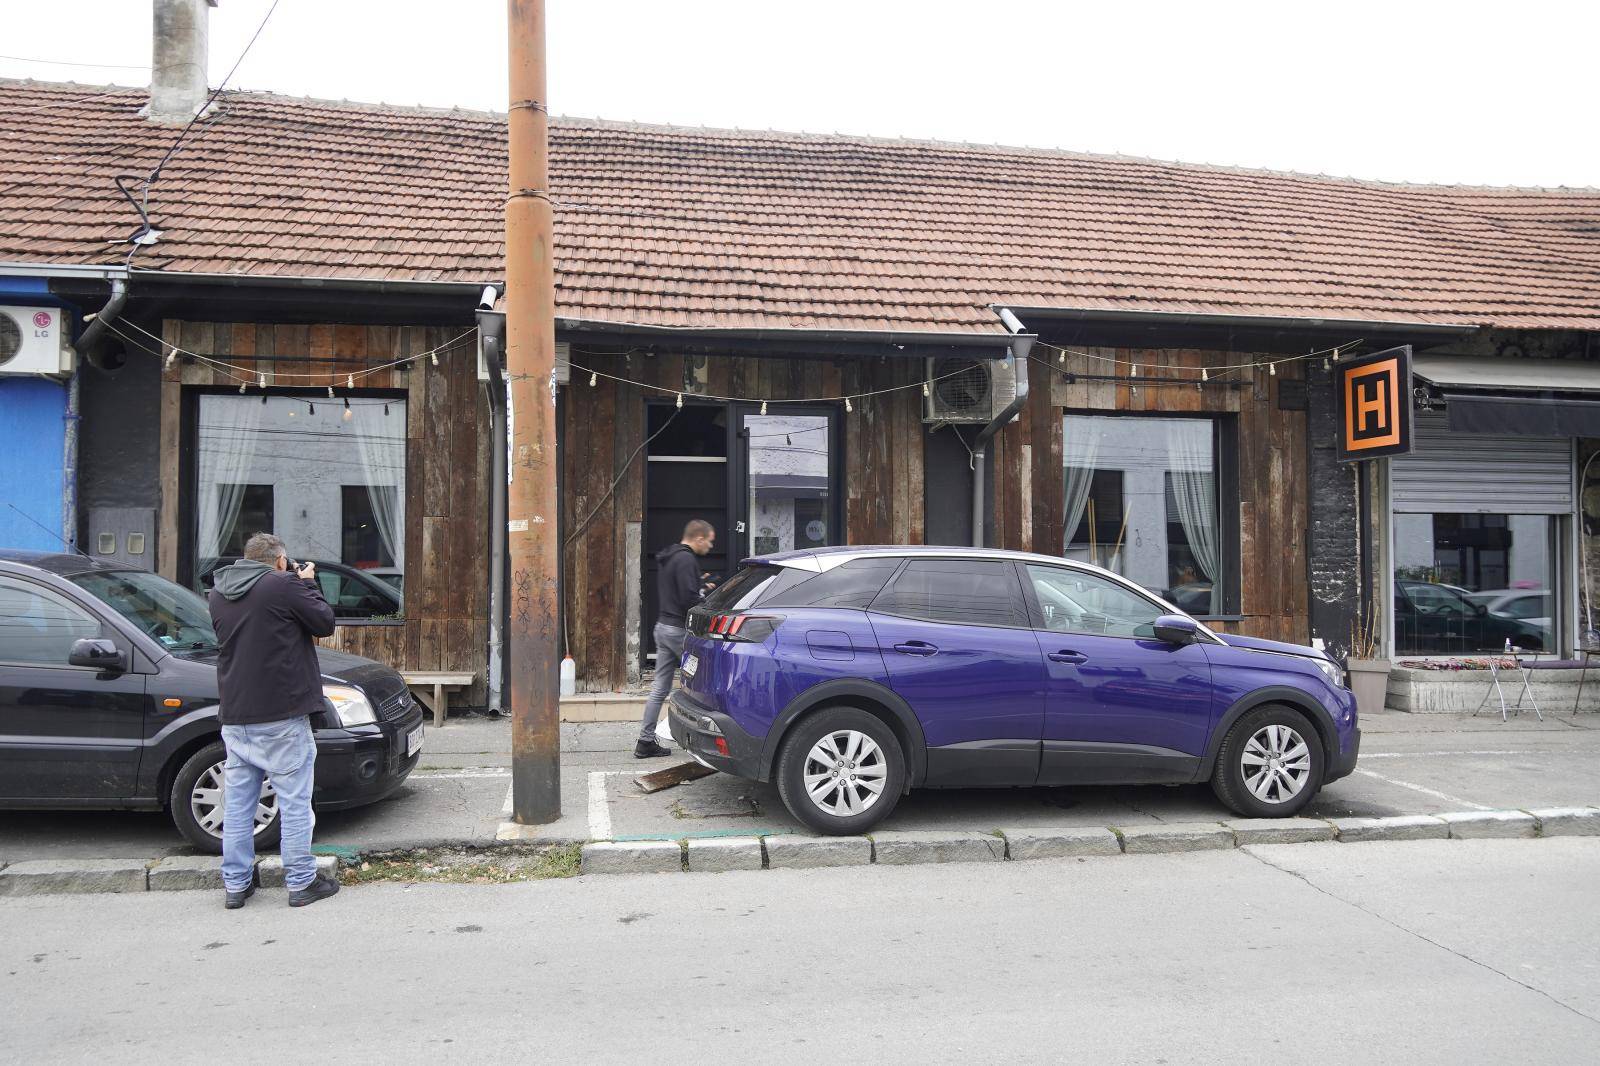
238, 381, 246, 394
430, 349, 439, 367
308, 402, 316, 415
922, 380, 931, 397
1269, 362, 1277, 377
257, 372, 266, 388
347, 374, 355, 389
383, 404, 390, 416
260, 393, 267, 406
1201, 367, 1209, 382
342, 398, 353, 422
589, 371, 597, 387
675, 392, 683, 409
1058, 349, 1066, 364
844, 396, 852, 413
164, 347, 177, 370
327, 386, 335, 399
760, 400, 768, 415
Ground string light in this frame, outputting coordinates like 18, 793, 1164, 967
238, 381, 246, 393
760, 400, 768, 415
430, 349, 439, 367
1269, 362, 1277, 377
342, 397, 353, 422
844, 396, 853, 412
383, 404, 390, 416
347, 374, 355, 389
326, 386, 335, 399
675, 392, 683, 408
589, 370, 597, 387
260, 393, 267, 405
257, 372, 266, 388
164, 346, 176, 370
308, 402, 316, 415
1058, 349, 1066, 364
922, 380, 931, 397
1201, 367, 1209, 382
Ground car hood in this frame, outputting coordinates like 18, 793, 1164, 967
172, 645, 409, 706
1218, 633, 1330, 662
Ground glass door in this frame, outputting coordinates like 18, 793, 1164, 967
735, 408, 840, 559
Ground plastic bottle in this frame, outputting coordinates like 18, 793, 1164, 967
559, 655, 576, 697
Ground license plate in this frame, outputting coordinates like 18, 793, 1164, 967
406, 725, 424, 757
681, 653, 698, 678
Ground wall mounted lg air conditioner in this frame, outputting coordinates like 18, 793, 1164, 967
0, 306, 73, 376
923, 355, 1017, 423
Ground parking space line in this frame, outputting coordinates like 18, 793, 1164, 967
1362, 751, 1544, 759
1354, 768, 1492, 810
589, 772, 614, 841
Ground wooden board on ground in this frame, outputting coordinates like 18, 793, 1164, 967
634, 761, 716, 794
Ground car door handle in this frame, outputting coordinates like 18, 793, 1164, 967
1048, 650, 1088, 664
893, 641, 939, 657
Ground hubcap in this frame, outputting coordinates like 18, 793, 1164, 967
802, 730, 888, 817
191, 760, 278, 839
1240, 724, 1311, 803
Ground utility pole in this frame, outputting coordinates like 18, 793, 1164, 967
505, 0, 560, 823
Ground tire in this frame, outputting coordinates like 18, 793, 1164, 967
1210, 705, 1325, 819
168, 741, 282, 854
775, 707, 906, 835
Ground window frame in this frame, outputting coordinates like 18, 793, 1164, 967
181, 385, 409, 627
864, 555, 1033, 631
1059, 409, 1240, 619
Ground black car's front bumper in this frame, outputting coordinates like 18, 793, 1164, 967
312, 701, 425, 810
667, 692, 765, 781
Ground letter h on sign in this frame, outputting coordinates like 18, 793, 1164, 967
1335, 345, 1412, 462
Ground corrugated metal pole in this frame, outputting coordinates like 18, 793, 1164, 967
505, 0, 560, 823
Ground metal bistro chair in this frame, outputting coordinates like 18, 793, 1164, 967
1575, 640, 1600, 714
1473, 648, 1544, 723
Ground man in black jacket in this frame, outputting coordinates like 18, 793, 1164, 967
637, 519, 716, 758
207, 532, 340, 908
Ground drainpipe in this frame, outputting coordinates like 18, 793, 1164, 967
476, 288, 508, 714
971, 308, 1036, 547
76, 278, 127, 363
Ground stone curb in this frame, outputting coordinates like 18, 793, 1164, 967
870, 830, 1005, 865
1118, 822, 1236, 854
580, 840, 683, 876
0, 858, 149, 896
1003, 827, 1121, 861
1330, 814, 1451, 842
257, 855, 339, 888
685, 837, 763, 873
1439, 810, 1538, 839
1527, 807, 1600, 836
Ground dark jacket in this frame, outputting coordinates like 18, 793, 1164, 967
207, 561, 338, 726
656, 543, 706, 627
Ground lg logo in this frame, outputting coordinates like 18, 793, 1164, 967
32, 311, 52, 330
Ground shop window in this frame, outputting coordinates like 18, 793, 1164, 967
1064, 415, 1222, 615
1393, 513, 1557, 655
193, 394, 406, 622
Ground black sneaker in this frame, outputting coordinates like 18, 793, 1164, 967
224, 883, 256, 910
287, 872, 341, 908
634, 739, 672, 759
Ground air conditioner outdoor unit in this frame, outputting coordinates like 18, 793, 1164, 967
923, 355, 1017, 424
0, 306, 73, 377
479, 337, 568, 384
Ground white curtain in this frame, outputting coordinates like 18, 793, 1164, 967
1062, 418, 1103, 555
353, 403, 405, 570
197, 397, 264, 575
1166, 421, 1218, 582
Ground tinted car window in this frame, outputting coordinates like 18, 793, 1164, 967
317, 570, 400, 620
758, 557, 902, 609
701, 565, 781, 611
69, 569, 217, 651
870, 558, 1026, 627
0, 577, 102, 665
1025, 565, 1166, 638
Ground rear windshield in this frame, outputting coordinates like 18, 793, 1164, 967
701, 565, 781, 611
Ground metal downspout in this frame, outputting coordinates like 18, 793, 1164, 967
63, 278, 128, 553
477, 294, 508, 714
76, 277, 127, 362
971, 308, 1036, 546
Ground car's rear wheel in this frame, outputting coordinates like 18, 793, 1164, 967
169, 741, 282, 853
775, 707, 905, 835
1210, 705, 1325, 818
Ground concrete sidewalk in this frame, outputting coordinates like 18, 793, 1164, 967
2, 708, 1596, 866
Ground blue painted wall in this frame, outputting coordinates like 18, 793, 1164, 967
0, 376, 69, 551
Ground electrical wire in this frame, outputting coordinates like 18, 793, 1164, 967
0, 54, 149, 70
565, 357, 986, 406
0, 85, 140, 116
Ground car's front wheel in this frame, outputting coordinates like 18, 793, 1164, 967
775, 707, 906, 835
1210, 705, 1325, 818
169, 741, 282, 853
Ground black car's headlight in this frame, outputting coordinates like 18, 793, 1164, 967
323, 684, 377, 726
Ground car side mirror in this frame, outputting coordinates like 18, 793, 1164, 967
69, 637, 126, 673
1152, 614, 1199, 646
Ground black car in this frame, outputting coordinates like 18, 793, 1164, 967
198, 558, 402, 621
0, 550, 424, 852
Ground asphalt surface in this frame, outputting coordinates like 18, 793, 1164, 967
2, 709, 1596, 860
4, 838, 1598, 1063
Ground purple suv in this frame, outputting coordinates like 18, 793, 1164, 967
668, 546, 1359, 835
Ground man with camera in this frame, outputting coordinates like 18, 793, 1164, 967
207, 532, 340, 909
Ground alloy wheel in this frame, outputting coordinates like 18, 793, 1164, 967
1240, 723, 1311, 803
191, 760, 279, 839
802, 729, 888, 817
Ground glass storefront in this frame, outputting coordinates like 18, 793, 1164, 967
1392, 512, 1557, 654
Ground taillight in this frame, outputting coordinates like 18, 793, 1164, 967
705, 614, 782, 643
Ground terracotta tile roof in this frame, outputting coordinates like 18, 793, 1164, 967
2, 79, 1598, 333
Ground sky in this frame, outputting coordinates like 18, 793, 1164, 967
2, 0, 1596, 188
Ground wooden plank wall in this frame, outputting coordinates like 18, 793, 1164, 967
988, 347, 1310, 645
562, 351, 925, 690
156, 320, 491, 705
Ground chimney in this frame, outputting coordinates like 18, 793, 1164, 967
146, 0, 217, 124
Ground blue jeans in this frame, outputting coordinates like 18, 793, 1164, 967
220, 717, 317, 892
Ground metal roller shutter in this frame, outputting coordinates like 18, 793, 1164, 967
1391, 412, 1572, 514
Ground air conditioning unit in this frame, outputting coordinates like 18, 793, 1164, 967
923, 355, 1017, 423
477, 337, 569, 384
0, 306, 73, 377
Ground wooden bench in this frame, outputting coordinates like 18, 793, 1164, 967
401, 671, 476, 727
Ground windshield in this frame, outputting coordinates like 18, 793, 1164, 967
68, 570, 219, 651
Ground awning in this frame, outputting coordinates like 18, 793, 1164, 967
1414, 355, 1600, 437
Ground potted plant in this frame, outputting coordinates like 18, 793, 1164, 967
1345, 611, 1390, 717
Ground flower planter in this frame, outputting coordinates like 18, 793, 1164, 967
1345, 658, 1392, 716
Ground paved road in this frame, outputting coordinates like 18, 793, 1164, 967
3, 711, 1596, 860
4, 838, 1597, 1063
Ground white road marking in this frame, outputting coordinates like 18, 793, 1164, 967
1361, 750, 1552, 759
410, 768, 512, 780
589, 771, 613, 841
1354, 768, 1493, 811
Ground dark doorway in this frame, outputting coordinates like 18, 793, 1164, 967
642, 403, 731, 670
924, 424, 974, 546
